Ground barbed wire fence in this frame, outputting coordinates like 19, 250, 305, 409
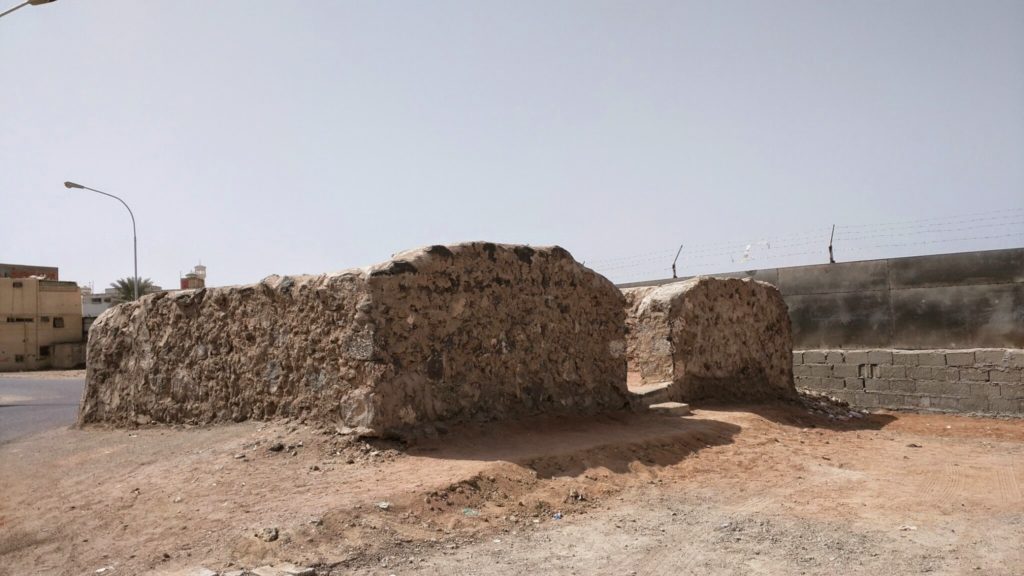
582, 207, 1024, 284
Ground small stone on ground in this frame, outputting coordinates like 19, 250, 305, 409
649, 402, 691, 416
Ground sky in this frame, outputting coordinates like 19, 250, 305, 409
2, 0, 1022, 288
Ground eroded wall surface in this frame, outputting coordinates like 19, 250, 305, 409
623, 277, 796, 402
81, 243, 629, 434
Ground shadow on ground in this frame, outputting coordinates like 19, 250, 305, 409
694, 398, 898, 432
400, 411, 741, 479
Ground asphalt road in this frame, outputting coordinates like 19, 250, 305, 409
0, 377, 84, 444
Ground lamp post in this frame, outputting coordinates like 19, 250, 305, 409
64, 181, 140, 301
0, 0, 58, 20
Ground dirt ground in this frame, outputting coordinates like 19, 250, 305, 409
1, 397, 1022, 576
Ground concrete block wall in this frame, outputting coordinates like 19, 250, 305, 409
619, 248, 1024, 350
794, 349, 1024, 415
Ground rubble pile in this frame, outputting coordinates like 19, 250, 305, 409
798, 391, 868, 421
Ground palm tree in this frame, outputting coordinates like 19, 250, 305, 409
109, 277, 157, 302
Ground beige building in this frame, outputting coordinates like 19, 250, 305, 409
0, 277, 84, 371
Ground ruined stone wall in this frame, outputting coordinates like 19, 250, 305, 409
623, 277, 796, 402
81, 243, 630, 434
623, 286, 674, 384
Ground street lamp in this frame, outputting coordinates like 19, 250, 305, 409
64, 181, 140, 301
0, 0, 58, 20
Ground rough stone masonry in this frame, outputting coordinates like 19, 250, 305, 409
80, 243, 630, 435
623, 277, 796, 402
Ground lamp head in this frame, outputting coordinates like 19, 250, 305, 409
64, 181, 84, 189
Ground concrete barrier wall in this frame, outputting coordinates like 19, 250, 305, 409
619, 248, 1024, 350
794, 348, 1024, 415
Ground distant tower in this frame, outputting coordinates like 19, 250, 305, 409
180, 263, 207, 290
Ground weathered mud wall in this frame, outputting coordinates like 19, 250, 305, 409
623, 277, 796, 402
81, 243, 629, 434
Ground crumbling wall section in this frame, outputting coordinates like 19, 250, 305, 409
623, 277, 796, 402
80, 243, 630, 434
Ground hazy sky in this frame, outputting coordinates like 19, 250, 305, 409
2, 1, 1022, 288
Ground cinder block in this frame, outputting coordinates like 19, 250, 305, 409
975, 349, 1008, 366
898, 394, 923, 408
989, 369, 1022, 384
872, 393, 897, 408
859, 364, 872, 378
852, 392, 880, 408
959, 368, 989, 382
831, 364, 860, 378
844, 377, 865, 390
825, 350, 845, 365
1008, 351, 1024, 369
916, 380, 946, 396
809, 364, 832, 378
958, 396, 989, 412
989, 398, 1022, 414
844, 350, 870, 365
908, 366, 935, 380
892, 351, 920, 366
1000, 384, 1023, 400
934, 397, 960, 410
942, 381, 970, 398
918, 395, 938, 408
823, 377, 847, 390
918, 352, 947, 366
945, 351, 976, 366
935, 367, 960, 382
792, 351, 804, 365
793, 364, 812, 378
874, 393, 904, 408
889, 379, 917, 393
867, 350, 893, 365
795, 377, 823, 391
865, 379, 890, 392
969, 382, 1001, 399
877, 364, 907, 379
803, 350, 827, 363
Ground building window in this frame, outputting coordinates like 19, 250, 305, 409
39, 346, 50, 357
53, 317, 65, 328
14, 355, 24, 363
40, 316, 50, 322
6, 317, 33, 323
91, 298, 102, 303
12, 281, 22, 288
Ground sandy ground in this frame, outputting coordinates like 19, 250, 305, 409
1, 401, 1022, 576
